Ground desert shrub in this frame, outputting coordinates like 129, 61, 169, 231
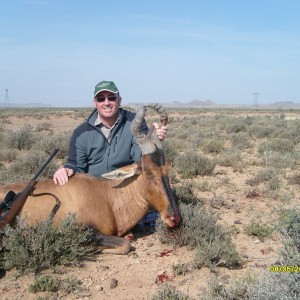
172, 262, 190, 276
217, 148, 243, 171
172, 182, 201, 205
163, 140, 179, 165
278, 208, 300, 251
246, 168, 278, 186
245, 188, 261, 198
174, 152, 216, 179
248, 124, 275, 138
202, 274, 256, 300
266, 175, 280, 191
28, 275, 59, 293
287, 172, 300, 185
197, 179, 214, 192
258, 138, 294, 154
174, 128, 190, 141
5, 125, 36, 150
0, 214, 95, 273
203, 269, 300, 300
156, 202, 240, 270
226, 119, 248, 134
61, 277, 84, 293
33, 133, 71, 160
260, 151, 296, 169
0, 148, 18, 162
276, 122, 300, 144
6, 150, 57, 182
244, 222, 273, 238
35, 122, 53, 132
248, 269, 300, 300
201, 138, 225, 154
152, 284, 190, 300
230, 132, 252, 150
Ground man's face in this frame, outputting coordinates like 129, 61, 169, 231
93, 91, 121, 121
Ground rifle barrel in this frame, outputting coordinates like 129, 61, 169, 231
32, 149, 59, 181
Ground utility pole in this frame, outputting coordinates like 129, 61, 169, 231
4, 88, 9, 107
252, 92, 259, 107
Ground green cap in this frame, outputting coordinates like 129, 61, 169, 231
94, 80, 119, 97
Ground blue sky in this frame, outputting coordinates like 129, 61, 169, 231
1, 0, 300, 107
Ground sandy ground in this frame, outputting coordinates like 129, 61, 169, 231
0, 109, 299, 299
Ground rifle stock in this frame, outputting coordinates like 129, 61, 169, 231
0, 180, 37, 229
0, 148, 58, 230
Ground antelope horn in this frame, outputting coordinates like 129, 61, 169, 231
131, 104, 168, 154
145, 104, 168, 150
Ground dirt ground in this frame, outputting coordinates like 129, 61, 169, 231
0, 108, 299, 300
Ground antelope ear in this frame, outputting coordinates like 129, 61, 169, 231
102, 163, 141, 180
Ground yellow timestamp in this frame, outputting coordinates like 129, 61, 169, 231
270, 265, 300, 273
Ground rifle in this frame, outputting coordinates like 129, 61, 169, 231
0, 149, 59, 230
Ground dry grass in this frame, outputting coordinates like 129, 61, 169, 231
0, 107, 300, 299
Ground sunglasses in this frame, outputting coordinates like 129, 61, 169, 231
95, 95, 118, 103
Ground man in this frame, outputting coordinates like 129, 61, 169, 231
54, 80, 167, 185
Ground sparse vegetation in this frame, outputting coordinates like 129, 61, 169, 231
0, 214, 95, 273
28, 275, 60, 293
1, 107, 300, 299
244, 221, 273, 238
152, 284, 190, 300
174, 152, 216, 178
156, 202, 241, 270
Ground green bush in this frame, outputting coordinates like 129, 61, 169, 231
28, 275, 59, 293
172, 182, 201, 205
156, 202, 240, 270
202, 274, 256, 300
163, 139, 179, 165
6, 150, 57, 182
174, 152, 216, 179
5, 125, 36, 150
287, 172, 300, 185
260, 151, 296, 169
0, 148, 18, 162
35, 122, 53, 132
230, 132, 252, 150
201, 138, 225, 154
276, 122, 300, 144
217, 148, 244, 172
258, 138, 294, 154
246, 168, 278, 186
248, 265, 300, 300
244, 222, 273, 238
0, 214, 95, 273
226, 119, 247, 134
248, 124, 275, 138
152, 285, 190, 300
278, 208, 300, 252
33, 133, 71, 160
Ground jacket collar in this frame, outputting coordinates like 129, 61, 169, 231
87, 108, 125, 127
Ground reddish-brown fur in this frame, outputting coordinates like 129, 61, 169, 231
0, 154, 180, 254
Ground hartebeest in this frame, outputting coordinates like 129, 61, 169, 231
0, 104, 180, 254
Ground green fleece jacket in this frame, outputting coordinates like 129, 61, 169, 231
64, 108, 147, 178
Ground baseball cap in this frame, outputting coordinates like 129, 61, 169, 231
94, 80, 119, 97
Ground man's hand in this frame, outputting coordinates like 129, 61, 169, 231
53, 167, 74, 185
153, 122, 167, 141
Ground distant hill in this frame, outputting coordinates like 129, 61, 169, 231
169, 99, 215, 107
0, 103, 53, 108
267, 101, 299, 107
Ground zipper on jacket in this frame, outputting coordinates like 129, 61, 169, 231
113, 135, 118, 152
106, 146, 111, 173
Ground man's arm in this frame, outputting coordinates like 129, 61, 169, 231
53, 128, 87, 185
